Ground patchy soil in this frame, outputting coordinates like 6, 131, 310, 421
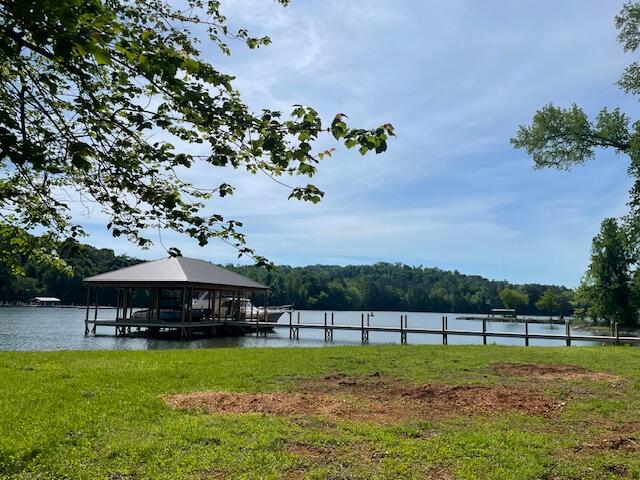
286, 442, 331, 459
165, 391, 348, 418
491, 363, 622, 382
424, 468, 454, 480
165, 373, 561, 423
576, 436, 640, 453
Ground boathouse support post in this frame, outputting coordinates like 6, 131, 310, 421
180, 287, 186, 339
128, 288, 133, 321
115, 288, 120, 321
256, 297, 260, 338
93, 288, 99, 332
122, 288, 127, 321
188, 287, 193, 326
84, 287, 91, 335
262, 294, 268, 337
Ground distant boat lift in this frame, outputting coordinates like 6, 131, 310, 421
489, 308, 516, 319
29, 297, 61, 306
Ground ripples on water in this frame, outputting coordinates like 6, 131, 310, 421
0, 307, 603, 351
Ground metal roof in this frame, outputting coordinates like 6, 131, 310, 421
83, 257, 268, 290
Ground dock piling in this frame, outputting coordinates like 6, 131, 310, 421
442, 316, 448, 345
482, 318, 487, 345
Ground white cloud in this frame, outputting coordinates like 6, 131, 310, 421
76, 0, 640, 287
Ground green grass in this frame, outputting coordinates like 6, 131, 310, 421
1, 345, 640, 479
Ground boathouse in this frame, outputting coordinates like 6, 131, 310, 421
83, 257, 269, 337
29, 296, 61, 306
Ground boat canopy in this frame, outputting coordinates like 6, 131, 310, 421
83, 257, 267, 291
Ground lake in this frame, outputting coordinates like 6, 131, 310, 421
0, 307, 604, 351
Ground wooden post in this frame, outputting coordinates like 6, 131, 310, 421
121, 288, 127, 321
324, 312, 328, 341
84, 287, 91, 335
615, 322, 620, 346
404, 314, 408, 344
365, 313, 370, 343
482, 317, 487, 345
330, 312, 334, 341
128, 288, 133, 321
256, 301, 260, 337
289, 310, 293, 339
115, 288, 120, 321
565, 320, 571, 347
442, 316, 448, 345
400, 314, 407, 345
155, 288, 161, 323
296, 311, 300, 339
525, 318, 529, 347
180, 287, 186, 325
93, 287, 99, 324
361, 313, 368, 344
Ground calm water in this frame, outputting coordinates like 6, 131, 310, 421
0, 307, 603, 351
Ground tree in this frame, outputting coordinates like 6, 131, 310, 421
511, 2, 640, 234
0, 0, 394, 275
578, 218, 637, 326
499, 288, 529, 311
535, 289, 573, 318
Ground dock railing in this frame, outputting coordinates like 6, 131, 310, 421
242, 314, 640, 346
87, 311, 640, 346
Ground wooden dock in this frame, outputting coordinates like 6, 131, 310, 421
87, 312, 640, 346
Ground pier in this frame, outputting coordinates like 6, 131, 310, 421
87, 311, 640, 346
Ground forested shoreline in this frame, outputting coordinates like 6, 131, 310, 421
0, 243, 572, 316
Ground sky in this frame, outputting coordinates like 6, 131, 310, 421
82, 0, 640, 287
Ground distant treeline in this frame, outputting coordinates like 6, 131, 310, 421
0, 242, 572, 315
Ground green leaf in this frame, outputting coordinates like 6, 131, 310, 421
182, 58, 200, 74
93, 48, 111, 65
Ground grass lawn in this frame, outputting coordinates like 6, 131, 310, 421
1, 344, 639, 479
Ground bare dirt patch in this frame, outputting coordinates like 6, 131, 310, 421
576, 436, 640, 453
424, 468, 454, 480
165, 391, 349, 418
492, 363, 622, 382
286, 441, 331, 459
165, 373, 561, 423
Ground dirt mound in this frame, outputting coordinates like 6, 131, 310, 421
492, 363, 621, 382
165, 391, 348, 418
398, 384, 558, 415
165, 374, 561, 423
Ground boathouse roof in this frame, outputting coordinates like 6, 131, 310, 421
83, 257, 268, 291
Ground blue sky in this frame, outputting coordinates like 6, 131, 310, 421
82, 0, 640, 286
